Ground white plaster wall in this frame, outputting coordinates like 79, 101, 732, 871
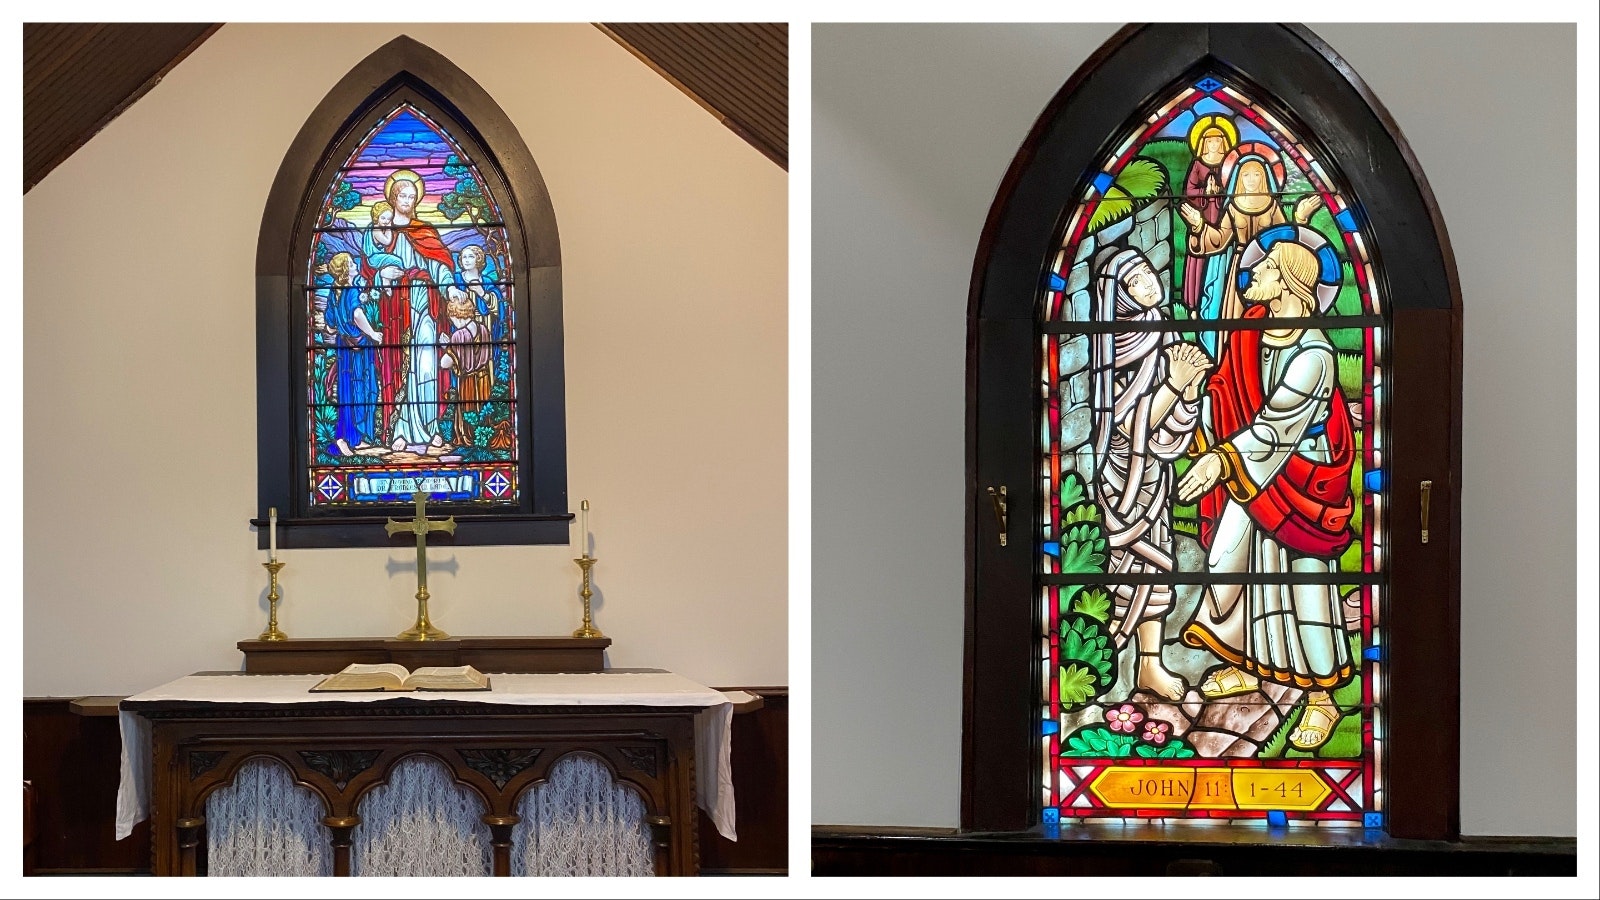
812, 23, 1576, 836
24, 23, 787, 695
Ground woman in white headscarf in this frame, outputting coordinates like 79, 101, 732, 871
1088, 248, 1211, 701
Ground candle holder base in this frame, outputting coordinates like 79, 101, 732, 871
396, 590, 449, 641
572, 555, 604, 639
259, 560, 288, 642
395, 623, 451, 641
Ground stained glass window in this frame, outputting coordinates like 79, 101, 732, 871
1039, 76, 1386, 829
305, 104, 518, 508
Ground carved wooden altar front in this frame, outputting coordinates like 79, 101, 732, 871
126, 697, 701, 876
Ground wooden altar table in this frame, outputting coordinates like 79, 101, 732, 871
116, 671, 735, 876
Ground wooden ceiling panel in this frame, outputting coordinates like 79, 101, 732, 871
600, 23, 787, 170
23, 23, 786, 193
24, 23, 220, 193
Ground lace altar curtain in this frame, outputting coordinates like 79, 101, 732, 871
204, 754, 653, 876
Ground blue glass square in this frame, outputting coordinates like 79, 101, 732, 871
1364, 469, 1386, 492
1042, 807, 1061, 824
1267, 810, 1288, 827
1091, 172, 1115, 195
1046, 272, 1067, 292
1364, 646, 1383, 662
1196, 77, 1223, 93
1364, 812, 1384, 829
1042, 719, 1060, 736
1336, 209, 1359, 233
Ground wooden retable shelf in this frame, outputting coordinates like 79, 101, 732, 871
237, 636, 610, 674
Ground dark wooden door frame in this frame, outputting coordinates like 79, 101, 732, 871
256, 35, 571, 548
963, 23, 1462, 840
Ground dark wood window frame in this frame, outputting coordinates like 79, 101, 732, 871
255, 36, 570, 548
962, 24, 1462, 841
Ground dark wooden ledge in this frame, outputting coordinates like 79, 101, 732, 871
811, 825, 1576, 876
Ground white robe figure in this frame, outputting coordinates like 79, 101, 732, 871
1089, 249, 1202, 645
388, 227, 453, 447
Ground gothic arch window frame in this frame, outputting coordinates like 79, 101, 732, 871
255, 36, 569, 548
962, 24, 1461, 840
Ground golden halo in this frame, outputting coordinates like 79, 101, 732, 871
383, 168, 426, 205
1187, 114, 1239, 157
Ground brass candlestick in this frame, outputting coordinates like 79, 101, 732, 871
572, 554, 603, 638
259, 560, 288, 641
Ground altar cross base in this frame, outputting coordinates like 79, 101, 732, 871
386, 491, 456, 641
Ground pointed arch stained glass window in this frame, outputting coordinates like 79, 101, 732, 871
1039, 76, 1386, 828
306, 104, 518, 507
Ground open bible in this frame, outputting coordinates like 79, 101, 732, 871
309, 663, 491, 693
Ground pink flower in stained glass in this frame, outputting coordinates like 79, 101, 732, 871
1141, 720, 1170, 745
1106, 703, 1144, 733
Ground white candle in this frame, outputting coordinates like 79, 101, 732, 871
269, 507, 278, 561
580, 499, 590, 557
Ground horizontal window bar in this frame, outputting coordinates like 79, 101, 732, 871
1076, 189, 1339, 203
1040, 315, 1383, 334
311, 461, 520, 469
305, 280, 516, 290
327, 160, 491, 172
311, 222, 508, 234
307, 340, 517, 352
1040, 572, 1382, 586
307, 400, 517, 409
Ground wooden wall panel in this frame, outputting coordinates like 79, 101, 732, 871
701, 689, 788, 874
22, 699, 151, 874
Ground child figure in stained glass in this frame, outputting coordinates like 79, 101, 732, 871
1175, 237, 1356, 750
1177, 144, 1322, 359
1088, 248, 1211, 701
441, 292, 492, 447
454, 244, 506, 344
320, 252, 383, 456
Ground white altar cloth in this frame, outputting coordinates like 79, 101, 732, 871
116, 671, 736, 842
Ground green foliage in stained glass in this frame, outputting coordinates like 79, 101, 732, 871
1064, 725, 1137, 757
1059, 615, 1115, 710
1061, 724, 1200, 759
437, 154, 490, 223
1134, 742, 1197, 759
1059, 523, 1107, 574
331, 179, 360, 212
1059, 664, 1100, 706
1071, 588, 1111, 623
1063, 503, 1100, 526
1059, 472, 1087, 508
1085, 158, 1167, 234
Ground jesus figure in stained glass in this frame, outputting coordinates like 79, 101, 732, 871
379, 168, 469, 452
1176, 237, 1357, 750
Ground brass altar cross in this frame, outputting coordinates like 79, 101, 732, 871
386, 491, 456, 641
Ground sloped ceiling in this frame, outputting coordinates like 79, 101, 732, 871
598, 23, 787, 170
23, 23, 220, 193
23, 22, 788, 194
